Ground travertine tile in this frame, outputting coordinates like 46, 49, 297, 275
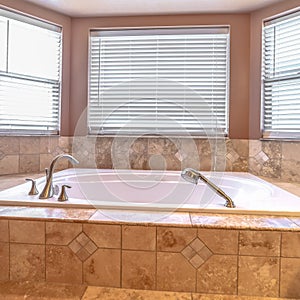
239, 231, 281, 256
0, 206, 96, 221
82, 286, 192, 300
281, 232, 300, 257
238, 256, 279, 297
0, 155, 19, 175
10, 243, 45, 281
280, 257, 300, 298
0, 137, 20, 155
197, 255, 237, 294
157, 227, 197, 252
198, 229, 238, 254
20, 137, 40, 154
46, 245, 82, 284
19, 154, 40, 173
40, 153, 53, 172
83, 224, 121, 249
157, 252, 196, 292
83, 249, 120, 287
10, 220, 45, 244
122, 225, 156, 251
46, 222, 82, 245
0, 242, 9, 281
39, 137, 59, 154
90, 209, 192, 226
122, 250, 156, 290
0, 281, 86, 300
190, 213, 298, 230
281, 159, 300, 182
0, 220, 8, 242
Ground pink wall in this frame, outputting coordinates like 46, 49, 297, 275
0, 0, 71, 135
249, 0, 300, 138
70, 14, 250, 138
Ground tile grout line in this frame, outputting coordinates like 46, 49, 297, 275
120, 224, 123, 288
278, 231, 282, 298
236, 230, 240, 296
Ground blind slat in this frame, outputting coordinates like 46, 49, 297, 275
0, 8, 62, 135
88, 27, 229, 136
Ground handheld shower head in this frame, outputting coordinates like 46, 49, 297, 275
181, 168, 236, 208
181, 168, 200, 184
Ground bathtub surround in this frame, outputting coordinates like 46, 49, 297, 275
1, 136, 300, 183
0, 207, 299, 298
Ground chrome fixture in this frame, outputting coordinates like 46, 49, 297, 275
39, 154, 79, 199
181, 168, 236, 208
25, 178, 39, 195
58, 185, 71, 202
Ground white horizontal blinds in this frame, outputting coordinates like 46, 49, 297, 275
262, 10, 300, 138
89, 27, 229, 135
0, 9, 62, 135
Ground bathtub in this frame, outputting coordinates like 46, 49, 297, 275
0, 168, 299, 216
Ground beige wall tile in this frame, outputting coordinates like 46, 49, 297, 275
19, 154, 40, 173
239, 231, 281, 256
46, 222, 82, 245
282, 141, 300, 161
83, 224, 121, 249
197, 255, 237, 294
10, 220, 45, 244
157, 252, 196, 292
281, 159, 300, 182
0, 137, 20, 155
0, 220, 8, 242
157, 227, 197, 252
20, 137, 40, 154
198, 229, 238, 255
0, 242, 9, 281
46, 245, 82, 284
10, 243, 45, 281
83, 249, 120, 287
122, 225, 156, 251
40, 154, 53, 172
280, 257, 300, 298
122, 250, 156, 290
39, 137, 59, 154
238, 256, 279, 297
281, 232, 300, 258
0, 155, 19, 175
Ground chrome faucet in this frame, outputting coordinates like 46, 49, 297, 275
181, 168, 236, 208
39, 154, 79, 199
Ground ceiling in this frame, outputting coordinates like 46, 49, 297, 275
22, 0, 284, 17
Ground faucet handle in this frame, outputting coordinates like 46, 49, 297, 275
25, 179, 39, 195
58, 185, 71, 202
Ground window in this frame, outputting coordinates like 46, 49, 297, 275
262, 10, 300, 139
0, 8, 62, 135
88, 27, 230, 136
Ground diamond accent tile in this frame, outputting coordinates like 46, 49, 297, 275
189, 254, 205, 269
68, 232, 98, 261
255, 151, 269, 164
226, 150, 239, 163
181, 238, 212, 269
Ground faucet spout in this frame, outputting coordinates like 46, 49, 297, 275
39, 154, 79, 199
181, 168, 235, 208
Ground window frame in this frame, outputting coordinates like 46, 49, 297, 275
261, 9, 300, 140
87, 26, 230, 137
0, 7, 62, 136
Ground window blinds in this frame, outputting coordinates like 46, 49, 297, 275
0, 8, 62, 135
262, 10, 300, 138
88, 27, 230, 136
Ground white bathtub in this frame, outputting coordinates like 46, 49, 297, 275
0, 168, 299, 216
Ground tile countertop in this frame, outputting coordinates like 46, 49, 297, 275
0, 172, 299, 231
